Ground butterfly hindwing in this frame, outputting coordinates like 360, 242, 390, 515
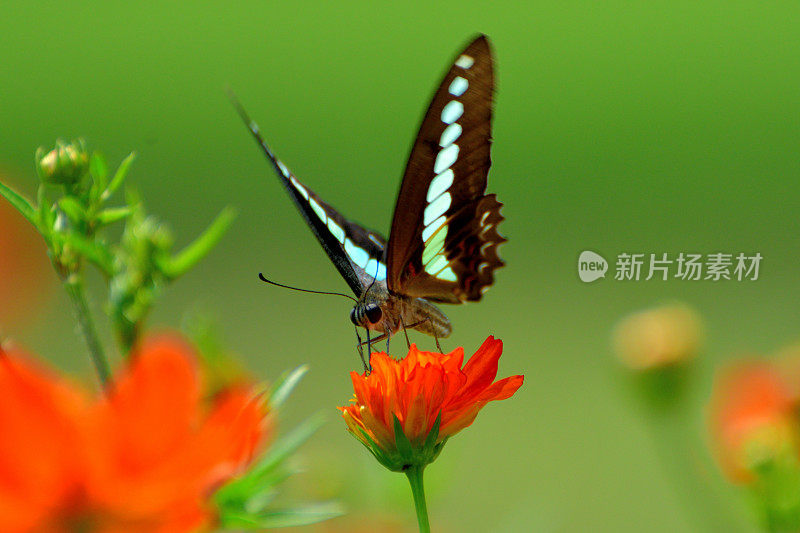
386, 35, 505, 303
230, 99, 387, 295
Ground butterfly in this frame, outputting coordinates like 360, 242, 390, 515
231, 35, 505, 364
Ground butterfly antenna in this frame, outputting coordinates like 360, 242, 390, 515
258, 273, 357, 302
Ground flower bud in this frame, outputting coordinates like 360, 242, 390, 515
35, 139, 89, 186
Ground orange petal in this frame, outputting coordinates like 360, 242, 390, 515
0, 347, 87, 532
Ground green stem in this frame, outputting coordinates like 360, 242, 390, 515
63, 275, 111, 388
405, 465, 431, 533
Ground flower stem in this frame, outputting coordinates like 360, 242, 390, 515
405, 465, 431, 533
63, 274, 111, 388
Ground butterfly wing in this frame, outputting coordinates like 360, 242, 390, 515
386, 35, 505, 303
230, 96, 388, 296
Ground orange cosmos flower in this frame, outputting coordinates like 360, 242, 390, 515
0, 344, 88, 533
0, 173, 51, 326
0, 335, 270, 533
708, 360, 797, 483
339, 336, 523, 470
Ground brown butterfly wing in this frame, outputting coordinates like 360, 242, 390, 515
386, 35, 505, 303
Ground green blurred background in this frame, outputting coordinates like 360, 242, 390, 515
1, 1, 799, 531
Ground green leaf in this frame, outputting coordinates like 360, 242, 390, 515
102, 152, 136, 201
245, 413, 325, 483
58, 197, 86, 225
159, 206, 237, 279
37, 185, 55, 234
96, 206, 133, 226
268, 365, 308, 409
221, 502, 344, 529
90, 152, 108, 186
66, 235, 114, 276
0, 181, 37, 228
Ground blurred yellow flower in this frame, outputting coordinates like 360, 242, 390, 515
612, 303, 703, 370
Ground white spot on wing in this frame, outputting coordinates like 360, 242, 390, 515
365, 258, 380, 277
309, 198, 327, 223
427, 169, 454, 202
439, 123, 462, 148
425, 254, 449, 276
448, 76, 468, 96
441, 101, 464, 125
455, 55, 474, 69
433, 144, 459, 174
422, 227, 448, 265
327, 218, 345, 243
344, 238, 369, 269
422, 214, 447, 242
277, 160, 290, 178
364, 258, 387, 280
437, 266, 458, 282
290, 177, 309, 200
423, 192, 451, 226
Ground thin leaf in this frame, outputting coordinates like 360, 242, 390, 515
66, 235, 114, 276
0, 181, 37, 228
90, 152, 108, 187
37, 185, 55, 234
159, 206, 237, 279
58, 197, 86, 224
268, 365, 308, 409
246, 412, 325, 482
222, 502, 344, 529
101, 152, 136, 201
96, 206, 133, 225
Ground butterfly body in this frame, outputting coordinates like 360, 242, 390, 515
233, 35, 504, 353
350, 283, 452, 339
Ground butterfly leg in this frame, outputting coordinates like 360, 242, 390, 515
358, 332, 388, 350
354, 326, 370, 373
406, 317, 444, 353
399, 318, 412, 349
434, 334, 443, 353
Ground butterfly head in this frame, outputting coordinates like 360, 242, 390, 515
350, 302, 384, 328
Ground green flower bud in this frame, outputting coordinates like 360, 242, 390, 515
35, 139, 89, 186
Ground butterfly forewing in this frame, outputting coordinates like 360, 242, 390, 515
386, 35, 505, 303
284, 172, 389, 291
230, 99, 388, 295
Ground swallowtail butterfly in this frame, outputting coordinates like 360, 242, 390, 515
233, 35, 505, 358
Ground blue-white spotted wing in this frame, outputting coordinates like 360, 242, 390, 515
386, 35, 505, 303
229, 97, 388, 296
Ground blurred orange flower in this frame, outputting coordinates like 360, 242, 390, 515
0, 335, 270, 533
709, 361, 796, 483
339, 336, 523, 469
0, 175, 50, 326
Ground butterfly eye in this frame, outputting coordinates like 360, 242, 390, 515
349, 307, 359, 326
365, 304, 383, 324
